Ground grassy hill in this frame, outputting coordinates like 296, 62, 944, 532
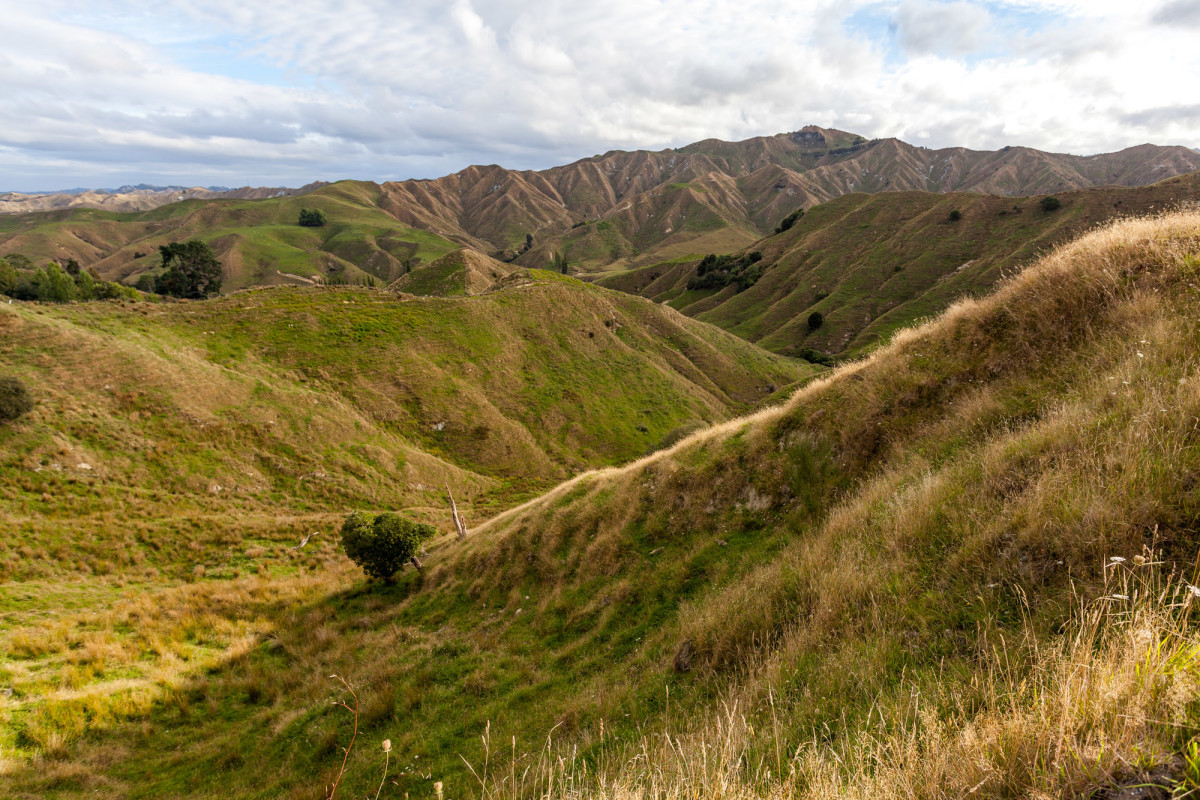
4, 213, 1200, 798
0, 181, 461, 292
389, 248, 521, 297
600, 170, 1200, 358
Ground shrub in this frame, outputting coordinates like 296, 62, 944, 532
948, 209, 962, 221
687, 251, 768, 292
1041, 196, 1062, 212
799, 348, 833, 366
0, 376, 33, 423
341, 511, 436, 581
298, 208, 328, 227
807, 311, 824, 331
774, 208, 804, 234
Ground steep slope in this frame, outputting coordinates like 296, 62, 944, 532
7, 214, 1200, 799
0, 181, 460, 291
602, 170, 1200, 358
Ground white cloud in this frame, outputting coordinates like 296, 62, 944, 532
0, 0, 1196, 190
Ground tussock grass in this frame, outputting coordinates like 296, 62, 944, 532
470, 560, 1200, 800
5, 213, 1200, 797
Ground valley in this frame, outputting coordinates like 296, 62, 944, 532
2, 127, 1200, 800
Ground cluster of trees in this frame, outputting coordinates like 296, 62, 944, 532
686, 251, 765, 292
0, 257, 140, 303
298, 208, 328, 227
550, 250, 569, 274
0, 238, 222, 302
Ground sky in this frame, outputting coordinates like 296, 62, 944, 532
2, 0, 1199, 192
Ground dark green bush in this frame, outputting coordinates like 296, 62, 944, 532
298, 208, 328, 227
799, 348, 834, 367
0, 376, 33, 423
948, 209, 962, 221
341, 511, 436, 580
775, 208, 804, 234
1040, 196, 1062, 212
807, 311, 824, 331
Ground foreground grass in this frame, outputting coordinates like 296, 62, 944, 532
4, 213, 1200, 797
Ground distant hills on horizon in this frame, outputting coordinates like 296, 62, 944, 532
3, 126, 1198, 231
3, 125, 1200, 298
0, 181, 330, 215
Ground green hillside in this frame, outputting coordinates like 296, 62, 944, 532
0, 181, 460, 292
600, 171, 1200, 358
4, 213, 1200, 799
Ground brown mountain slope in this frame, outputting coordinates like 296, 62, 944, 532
598, 170, 1200, 359
373, 127, 1200, 273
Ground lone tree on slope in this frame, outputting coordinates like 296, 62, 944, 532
341, 511, 436, 581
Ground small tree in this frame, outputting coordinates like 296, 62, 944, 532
155, 240, 222, 299
551, 250, 569, 274
0, 258, 16, 296
341, 511, 436, 580
807, 310, 824, 331
948, 209, 962, 221
298, 208, 328, 227
32, 262, 78, 303
1040, 196, 1062, 212
0, 376, 33, 423
75, 269, 96, 301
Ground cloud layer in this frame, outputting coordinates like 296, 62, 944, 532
1, 0, 1197, 191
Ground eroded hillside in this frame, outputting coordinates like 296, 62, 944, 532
601, 170, 1200, 359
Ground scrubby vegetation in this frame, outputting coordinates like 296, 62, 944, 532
0, 255, 143, 302
686, 251, 764, 291
0, 376, 33, 422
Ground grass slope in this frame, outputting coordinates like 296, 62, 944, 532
0, 181, 460, 292
601, 171, 1200, 358
5, 214, 1200, 798
390, 248, 520, 297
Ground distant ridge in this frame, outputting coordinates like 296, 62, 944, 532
373, 126, 1200, 270
0, 181, 329, 214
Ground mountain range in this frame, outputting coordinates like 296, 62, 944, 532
3, 126, 1199, 279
